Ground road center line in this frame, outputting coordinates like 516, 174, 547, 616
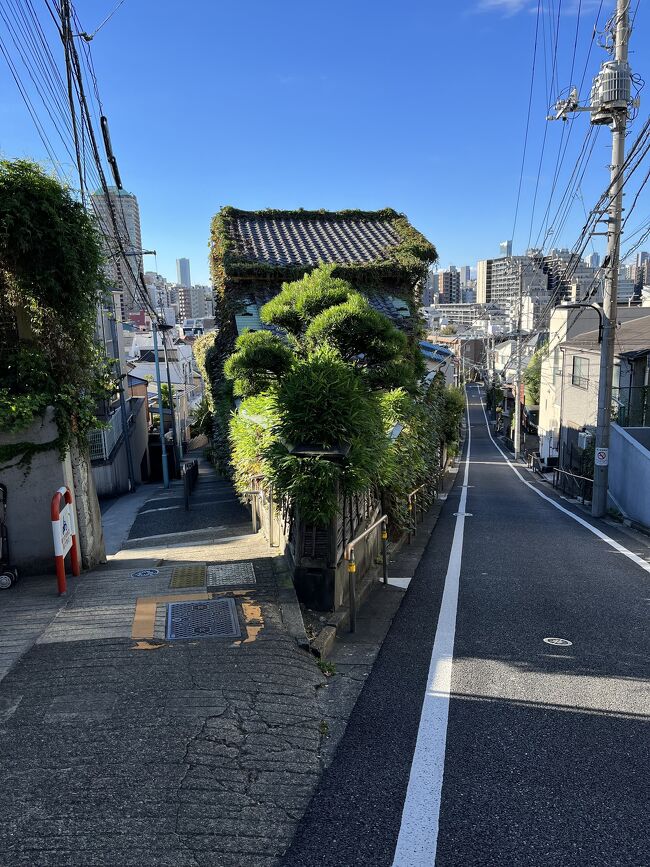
391, 391, 471, 866
473, 385, 650, 577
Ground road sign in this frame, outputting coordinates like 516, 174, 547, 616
594, 448, 609, 467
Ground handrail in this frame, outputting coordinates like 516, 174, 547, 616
553, 467, 593, 483
344, 514, 388, 560
407, 482, 427, 500
345, 514, 388, 633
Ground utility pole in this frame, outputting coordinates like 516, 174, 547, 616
548, 0, 634, 517
514, 273, 523, 460
108, 304, 136, 492
592, 0, 629, 517
152, 321, 170, 488
161, 325, 182, 477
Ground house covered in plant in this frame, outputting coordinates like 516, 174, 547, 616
205, 207, 461, 610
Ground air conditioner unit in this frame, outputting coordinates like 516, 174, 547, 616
577, 431, 593, 450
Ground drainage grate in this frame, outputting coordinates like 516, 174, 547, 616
166, 598, 241, 641
206, 562, 256, 588
170, 564, 207, 589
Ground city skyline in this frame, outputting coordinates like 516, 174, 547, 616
1, 1, 648, 285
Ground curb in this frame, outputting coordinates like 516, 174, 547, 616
272, 559, 310, 650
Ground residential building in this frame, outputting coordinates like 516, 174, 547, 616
476, 255, 550, 329
434, 266, 462, 304
541, 315, 650, 527
210, 205, 437, 609
178, 285, 208, 319
542, 248, 602, 304
90, 187, 143, 316
176, 257, 191, 288
537, 305, 650, 467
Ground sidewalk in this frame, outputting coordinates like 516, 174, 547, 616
0, 456, 325, 867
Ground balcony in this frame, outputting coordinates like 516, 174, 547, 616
88, 406, 123, 461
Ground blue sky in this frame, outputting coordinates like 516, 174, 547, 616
1, 0, 648, 285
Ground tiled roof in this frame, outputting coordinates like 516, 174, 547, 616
227, 213, 402, 267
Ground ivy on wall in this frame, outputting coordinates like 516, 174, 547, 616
0, 159, 114, 469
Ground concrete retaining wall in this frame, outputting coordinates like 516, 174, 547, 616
609, 423, 650, 529
0, 409, 105, 576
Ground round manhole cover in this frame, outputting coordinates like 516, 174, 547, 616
130, 569, 160, 578
543, 637, 573, 646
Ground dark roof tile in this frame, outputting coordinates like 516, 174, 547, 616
228, 214, 401, 267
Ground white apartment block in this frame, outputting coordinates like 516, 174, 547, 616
90, 187, 143, 315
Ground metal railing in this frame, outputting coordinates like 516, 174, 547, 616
88, 406, 123, 461
612, 385, 650, 428
344, 515, 388, 633
181, 459, 199, 510
552, 467, 593, 503
407, 474, 440, 543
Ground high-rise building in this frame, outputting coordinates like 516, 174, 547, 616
176, 258, 191, 288
459, 265, 471, 287
90, 187, 143, 314
178, 285, 207, 320
499, 240, 513, 258
585, 251, 601, 269
476, 255, 550, 329
432, 267, 461, 304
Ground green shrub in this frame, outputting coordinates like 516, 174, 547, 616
224, 330, 294, 397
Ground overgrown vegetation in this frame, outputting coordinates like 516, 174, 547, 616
224, 264, 463, 529
523, 343, 546, 406
0, 159, 114, 468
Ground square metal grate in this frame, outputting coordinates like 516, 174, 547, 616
166, 598, 241, 641
206, 562, 256, 588
170, 564, 207, 589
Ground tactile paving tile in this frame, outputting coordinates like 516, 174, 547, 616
206, 562, 256, 588
169, 564, 207, 589
166, 598, 240, 641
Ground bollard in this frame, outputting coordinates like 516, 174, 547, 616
381, 522, 388, 585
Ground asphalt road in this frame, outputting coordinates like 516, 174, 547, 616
282, 384, 650, 867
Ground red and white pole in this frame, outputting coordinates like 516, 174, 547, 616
51, 486, 80, 595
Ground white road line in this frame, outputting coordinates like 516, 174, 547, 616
473, 385, 650, 577
391, 391, 471, 866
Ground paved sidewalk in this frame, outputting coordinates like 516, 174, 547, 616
0, 458, 326, 867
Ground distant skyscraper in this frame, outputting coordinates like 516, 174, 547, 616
90, 187, 143, 313
459, 265, 471, 286
585, 251, 601, 269
499, 240, 512, 258
176, 258, 191, 288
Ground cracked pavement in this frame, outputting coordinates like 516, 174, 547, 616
0, 627, 324, 866
0, 547, 326, 867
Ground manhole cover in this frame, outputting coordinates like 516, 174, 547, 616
543, 637, 573, 646
170, 564, 207, 589
206, 562, 256, 588
166, 598, 241, 641
130, 569, 160, 578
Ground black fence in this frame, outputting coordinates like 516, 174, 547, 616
552, 467, 593, 503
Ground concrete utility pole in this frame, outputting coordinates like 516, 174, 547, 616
548, 0, 634, 517
592, 0, 630, 516
514, 273, 523, 460
152, 321, 170, 488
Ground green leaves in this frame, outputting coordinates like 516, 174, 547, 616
0, 160, 111, 465
224, 330, 294, 397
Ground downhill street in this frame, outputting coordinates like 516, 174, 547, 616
283, 384, 650, 867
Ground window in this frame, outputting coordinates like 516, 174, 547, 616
572, 355, 589, 389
